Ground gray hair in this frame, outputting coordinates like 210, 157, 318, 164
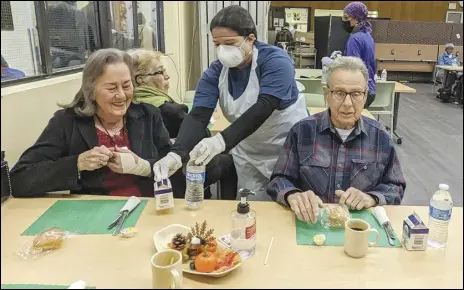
59, 48, 134, 116
326, 56, 368, 88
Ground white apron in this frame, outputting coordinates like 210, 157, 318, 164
217, 47, 308, 200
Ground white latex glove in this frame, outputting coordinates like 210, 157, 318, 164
189, 134, 226, 165
153, 152, 182, 182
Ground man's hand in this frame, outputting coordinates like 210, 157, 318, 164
287, 191, 323, 224
335, 187, 377, 210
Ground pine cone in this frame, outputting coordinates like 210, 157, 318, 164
169, 233, 187, 251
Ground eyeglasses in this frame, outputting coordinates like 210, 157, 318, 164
329, 89, 366, 102
138, 69, 168, 78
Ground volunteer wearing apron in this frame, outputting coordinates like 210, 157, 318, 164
153, 5, 308, 199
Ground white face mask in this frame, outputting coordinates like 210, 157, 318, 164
217, 38, 248, 68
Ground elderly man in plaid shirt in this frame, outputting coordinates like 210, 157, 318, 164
267, 56, 406, 224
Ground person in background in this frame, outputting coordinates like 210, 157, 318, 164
268, 57, 405, 223
274, 22, 294, 49
342, 2, 376, 109
289, 24, 298, 38
137, 12, 157, 50
10, 48, 185, 198
436, 43, 460, 83
1, 54, 26, 81
153, 5, 308, 200
47, 1, 91, 68
129, 49, 238, 199
129, 49, 183, 138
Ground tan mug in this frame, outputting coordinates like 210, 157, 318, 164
151, 249, 183, 289
344, 219, 379, 258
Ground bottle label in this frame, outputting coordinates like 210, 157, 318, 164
245, 222, 256, 239
186, 171, 205, 182
429, 206, 452, 221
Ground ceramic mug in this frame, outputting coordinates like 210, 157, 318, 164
151, 249, 183, 289
344, 219, 379, 258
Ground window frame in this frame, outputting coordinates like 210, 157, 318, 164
1, 1, 165, 87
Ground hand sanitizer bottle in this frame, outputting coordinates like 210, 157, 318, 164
230, 188, 256, 256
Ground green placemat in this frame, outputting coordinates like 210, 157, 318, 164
21, 200, 148, 236
296, 210, 402, 247
1, 284, 95, 289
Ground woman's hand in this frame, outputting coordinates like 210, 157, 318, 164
77, 146, 113, 171
189, 134, 226, 165
107, 146, 138, 174
107, 147, 151, 177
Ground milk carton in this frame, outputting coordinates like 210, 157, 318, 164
402, 212, 429, 251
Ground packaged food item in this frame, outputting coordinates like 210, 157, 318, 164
402, 212, 429, 251
319, 204, 350, 229
16, 228, 73, 259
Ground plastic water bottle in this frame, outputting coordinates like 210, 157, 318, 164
185, 161, 205, 210
427, 184, 453, 248
381, 69, 387, 81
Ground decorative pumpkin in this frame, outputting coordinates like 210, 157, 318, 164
200, 239, 218, 253
194, 246, 217, 273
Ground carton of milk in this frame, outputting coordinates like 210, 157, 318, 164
402, 212, 429, 251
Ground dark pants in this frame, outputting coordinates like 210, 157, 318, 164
171, 153, 238, 200
364, 93, 376, 109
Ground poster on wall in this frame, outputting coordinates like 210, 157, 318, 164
273, 18, 279, 27
279, 18, 284, 27
284, 7, 309, 32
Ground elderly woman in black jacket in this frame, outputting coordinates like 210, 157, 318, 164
10, 48, 185, 197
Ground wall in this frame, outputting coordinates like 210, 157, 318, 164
272, 1, 464, 30
1, 74, 82, 165
162, 1, 201, 102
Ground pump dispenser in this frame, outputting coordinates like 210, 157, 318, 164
230, 189, 256, 256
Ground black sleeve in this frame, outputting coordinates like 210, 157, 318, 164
149, 107, 172, 164
221, 93, 280, 151
10, 111, 80, 197
158, 102, 188, 138
171, 106, 214, 162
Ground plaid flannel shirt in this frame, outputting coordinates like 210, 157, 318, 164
267, 110, 406, 206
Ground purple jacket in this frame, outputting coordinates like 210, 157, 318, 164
345, 31, 376, 95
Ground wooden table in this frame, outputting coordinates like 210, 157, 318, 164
294, 68, 322, 79
436, 65, 463, 72
210, 107, 375, 136
1, 196, 462, 288
391, 82, 417, 145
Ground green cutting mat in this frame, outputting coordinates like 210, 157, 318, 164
1, 284, 95, 289
296, 210, 402, 247
21, 200, 148, 236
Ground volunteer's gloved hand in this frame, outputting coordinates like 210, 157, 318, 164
189, 134, 226, 165
153, 152, 182, 182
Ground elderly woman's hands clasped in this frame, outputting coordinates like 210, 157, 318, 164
77, 146, 150, 177
77, 146, 114, 171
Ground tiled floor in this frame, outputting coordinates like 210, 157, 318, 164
380, 83, 463, 206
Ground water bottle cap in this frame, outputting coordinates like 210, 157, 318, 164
439, 184, 449, 191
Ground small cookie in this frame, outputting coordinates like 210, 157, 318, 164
313, 234, 326, 246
